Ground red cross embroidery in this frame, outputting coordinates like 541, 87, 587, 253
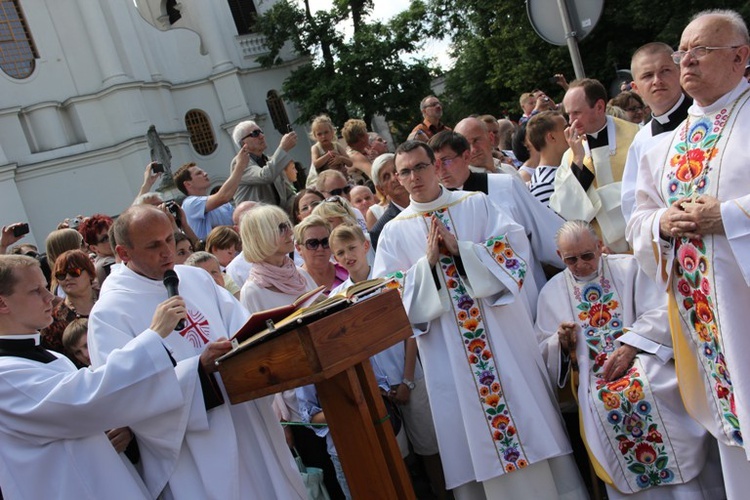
179, 309, 211, 348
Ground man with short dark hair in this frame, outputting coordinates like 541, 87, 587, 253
429, 130, 564, 290
89, 205, 307, 499
630, 10, 750, 494
409, 95, 451, 142
173, 151, 248, 240
373, 140, 586, 499
549, 78, 640, 252
0, 254, 188, 499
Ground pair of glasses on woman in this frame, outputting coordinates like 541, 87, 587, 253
304, 237, 329, 250
55, 267, 83, 281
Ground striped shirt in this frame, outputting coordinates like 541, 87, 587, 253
529, 165, 557, 207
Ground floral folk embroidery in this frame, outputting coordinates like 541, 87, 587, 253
569, 265, 679, 490
429, 207, 529, 473
667, 112, 743, 445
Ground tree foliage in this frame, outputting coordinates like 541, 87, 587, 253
427, 0, 750, 121
255, 0, 435, 138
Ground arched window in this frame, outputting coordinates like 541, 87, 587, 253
226, 0, 258, 35
0, 0, 38, 79
184, 109, 217, 156
266, 90, 291, 135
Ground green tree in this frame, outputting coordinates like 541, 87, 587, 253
256, 0, 435, 139
428, 0, 750, 120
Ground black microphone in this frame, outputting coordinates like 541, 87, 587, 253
163, 270, 185, 331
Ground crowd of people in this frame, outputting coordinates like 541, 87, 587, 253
2, 7, 750, 500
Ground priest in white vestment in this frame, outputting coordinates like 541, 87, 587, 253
373, 140, 587, 500
628, 11, 750, 498
536, 220, 723, 499
0, 255, 188, 500
428, 130, 564, 295
550, 79, 640, 253
88, 206, 306, 500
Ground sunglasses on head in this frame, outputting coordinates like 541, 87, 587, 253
242, 129, 264, 141
304, 237, 330, 250
562, 252, 596, 266
55, 267, 83, 281
328, 185, 352, 197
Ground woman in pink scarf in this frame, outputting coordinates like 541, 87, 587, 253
239, 205, 346, 499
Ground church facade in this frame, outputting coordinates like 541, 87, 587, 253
0, 0, 309, 246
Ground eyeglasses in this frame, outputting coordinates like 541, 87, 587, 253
299, 200, 322, 214
671, 46, 741, 64
97, 234, 110, 245
396, 162, 431, 179
423, 102, 441, 109
328, 185, 352, 197
624, 106, 644, 113
437, 155, 458, 168
278, 222, 292, 235
242, 129, 264, 141
55, 267, 84, 281
561, 252, 596, 266
303, 237, 330, 250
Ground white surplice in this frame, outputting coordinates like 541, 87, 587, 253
373, 189, 584, 497
550, 116, 640, 252
88, 265, 306, 500
536, 255, 722, 498
629, 79, 750, 495
483, 173, 564, 293
0, 331, 185, 500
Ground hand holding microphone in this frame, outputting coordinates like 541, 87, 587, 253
162, 270, 186, 331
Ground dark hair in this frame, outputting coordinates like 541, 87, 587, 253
526, 111, 564, 152
291, 188, 325, 224
609, 91, 644, 110
428, 131, 470, 156
511, 122, 530, 163
173, 162, 196, 195
53, 249, 96, 280
78, 214, 114, 246
568, 78, 608, 108
394, 140, 435, 164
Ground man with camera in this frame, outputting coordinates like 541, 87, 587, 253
173, 146, 250, 241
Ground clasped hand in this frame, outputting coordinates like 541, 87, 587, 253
426, 216, 459, 266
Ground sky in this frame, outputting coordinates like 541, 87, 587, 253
305, 0, 454, 70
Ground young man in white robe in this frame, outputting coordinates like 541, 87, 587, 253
372, 140, 587, 500
628, 10, 750, 498
429, 130, 565, 295
0, 255, 189, 499
536, 220, 724, 499
88, 205, 307, 500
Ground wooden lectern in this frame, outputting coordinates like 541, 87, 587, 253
218, 289, 416, 499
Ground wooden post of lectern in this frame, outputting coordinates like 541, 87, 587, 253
217, 289, 416, 499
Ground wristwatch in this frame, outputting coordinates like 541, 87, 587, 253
402, 379, 416, 391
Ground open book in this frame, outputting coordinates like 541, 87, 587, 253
230, 278, 389, 349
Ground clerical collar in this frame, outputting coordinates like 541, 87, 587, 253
690, 79, 750, 116
0, 333, 41, 344
653, 94, 686, 124
586, 121, 608, 140
410, 187, 453, 212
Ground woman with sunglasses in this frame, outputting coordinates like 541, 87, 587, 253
238, 205, 346, 499
294, 216, 348, 295
40, 249, 97, 367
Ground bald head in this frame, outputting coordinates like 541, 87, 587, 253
114, 205, 170, 249
454, 117, 494, 170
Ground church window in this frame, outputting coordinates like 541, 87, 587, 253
0, 0, 38, 79
185, 109, 217, 156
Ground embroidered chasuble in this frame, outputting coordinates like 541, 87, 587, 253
630, 79, 750, 458
373, 189, 574, 491
550, 117, 639, 252
536, 255, 716, 496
